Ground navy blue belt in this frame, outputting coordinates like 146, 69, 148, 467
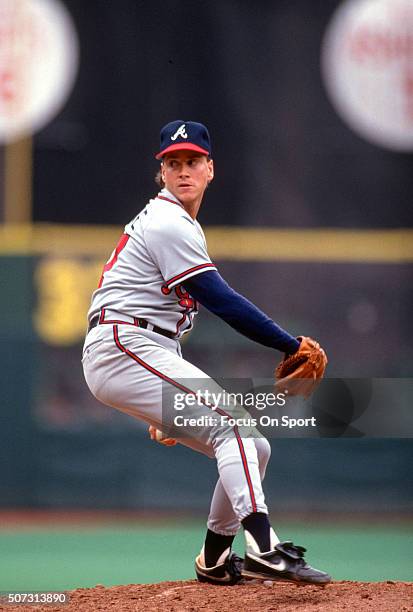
88, 315, 175, 339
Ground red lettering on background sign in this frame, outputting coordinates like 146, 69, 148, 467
0, 70, 14, 101
345, 4, 413, 126
349, 28, 413, 63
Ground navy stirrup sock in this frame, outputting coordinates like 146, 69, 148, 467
242, 512, 271, 552
204, 529, 235, 567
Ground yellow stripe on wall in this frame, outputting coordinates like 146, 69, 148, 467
0, 224, 412, 263
0, 224, 120, 256
206, 228, 413, 263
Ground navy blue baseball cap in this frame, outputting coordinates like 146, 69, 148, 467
155, 120, 211, 159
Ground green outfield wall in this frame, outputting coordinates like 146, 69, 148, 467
0, 230, 412, 513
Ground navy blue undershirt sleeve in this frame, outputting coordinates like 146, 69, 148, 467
182, 270, 299, 354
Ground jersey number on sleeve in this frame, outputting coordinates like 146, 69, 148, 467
98, 233, 130, 288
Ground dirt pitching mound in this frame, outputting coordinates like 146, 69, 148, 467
2, 580, 412, 612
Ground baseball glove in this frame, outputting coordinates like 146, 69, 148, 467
275, 336, 327, 398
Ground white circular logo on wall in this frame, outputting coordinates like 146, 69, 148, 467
0, 0, 79, 143
321, 0, 413, 151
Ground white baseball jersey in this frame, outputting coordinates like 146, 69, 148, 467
83, 186, 270, 539
88, 188, 217, 338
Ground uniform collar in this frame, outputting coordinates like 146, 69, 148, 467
157, 188, 184, 209
156, 188, 198, 226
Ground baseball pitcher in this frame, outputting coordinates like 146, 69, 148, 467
82, 120, 330, 586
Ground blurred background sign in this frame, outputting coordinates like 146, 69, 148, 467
322, 0, 413, 151
0, 0, 79, 223
0, 0, 79, 144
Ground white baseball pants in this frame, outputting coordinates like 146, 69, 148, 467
82, 323, 271, 535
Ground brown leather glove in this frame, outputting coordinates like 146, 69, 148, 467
275, 336, 328, 398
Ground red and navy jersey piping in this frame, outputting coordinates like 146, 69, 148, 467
161, 263, 216, 295
157, 194, 185, 209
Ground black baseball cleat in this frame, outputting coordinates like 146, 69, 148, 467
242, 532, 331, 585
195, 547, 244, 585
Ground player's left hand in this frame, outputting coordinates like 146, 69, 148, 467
148, 425, 177, 446
275, 336, 328, 398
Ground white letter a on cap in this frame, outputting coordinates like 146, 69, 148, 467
171, 124, 188, 140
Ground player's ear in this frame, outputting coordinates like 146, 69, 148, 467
207, 159, 214, 183
161, 162, 166, 183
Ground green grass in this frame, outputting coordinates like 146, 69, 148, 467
0, 521, 411, 591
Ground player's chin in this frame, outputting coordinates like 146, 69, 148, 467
177, 189, 199, 203
177, 185, 196, 195
177, 185, 205, 200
